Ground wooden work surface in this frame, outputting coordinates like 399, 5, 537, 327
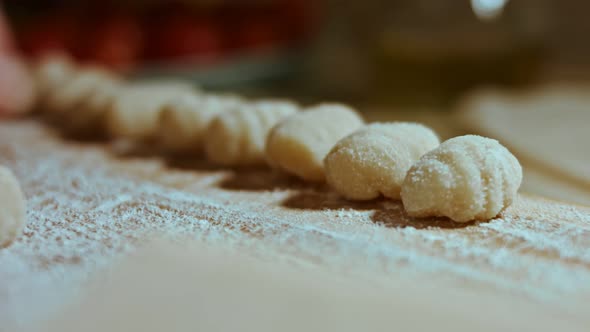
1, 120, 590, 331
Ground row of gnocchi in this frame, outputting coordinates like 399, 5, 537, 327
33, 55, 522, 223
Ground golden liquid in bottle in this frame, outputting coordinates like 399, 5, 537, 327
372, 1, 544, 107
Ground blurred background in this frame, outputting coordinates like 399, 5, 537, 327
2, 0, 590, 205
6, 0, 590, 102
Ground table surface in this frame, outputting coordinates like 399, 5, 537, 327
1, 120, 590, 331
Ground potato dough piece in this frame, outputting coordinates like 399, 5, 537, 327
205, 100, 299, 166
45, 68, 118, 116
158, 94, 243, 154
265, 104, 364, 182
0, 166, 26, 248
106, 81, 196, 141
401, 135, 522, 222
64, 76, 123, 135
324, 123, 440, 200
34, 54, 76, 111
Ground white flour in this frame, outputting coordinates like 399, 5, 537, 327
1, 121, 590, 330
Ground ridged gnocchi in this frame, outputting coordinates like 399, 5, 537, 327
158, 94, 243, 154
401, 135, 522, 222
45, 67, 118, 117
34, 54, 76, 111
0, 166, 26, 248
324, 123, 440, 200
205, 100, 299, 166
106, 81, 197, 141
265, 104, 364, 182
65, 76, 123, 135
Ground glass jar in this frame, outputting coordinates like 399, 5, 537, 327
372, 0, 549, 106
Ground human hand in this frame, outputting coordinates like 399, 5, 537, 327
0, 5, 36, 117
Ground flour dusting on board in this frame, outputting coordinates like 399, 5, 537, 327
1, 121, 590, 330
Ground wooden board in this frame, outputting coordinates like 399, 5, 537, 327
1, 120, 590, 331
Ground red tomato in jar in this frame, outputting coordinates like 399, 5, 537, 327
152, 13, 224, 62
235, 18, 280, 52
19, 14, 79, 58
278, 0, 318, 42
84, 15, 143, 71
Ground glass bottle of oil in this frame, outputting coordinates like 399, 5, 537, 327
372, 0, 548, 107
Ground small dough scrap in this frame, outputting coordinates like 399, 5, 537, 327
106, 81, 197, 141
401, 135, 522, 222
0, 166, 27, 248
158, 94, 244, 154
324, 122, 440, 200
34, 54, 76, 111
205, 100, 299, 166
265, 104, 364, 182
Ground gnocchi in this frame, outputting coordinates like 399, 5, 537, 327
265, 104, 364, 182
45, 67, 117, 116
205, 100, 299, 166
64, 72, 122, 135
0, 166, 26, 248
324, 123, 440, 200
401, 135, 522, 222
34, 54, 76, 111
158, 94, 243, 154
106, 81, 197, 141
